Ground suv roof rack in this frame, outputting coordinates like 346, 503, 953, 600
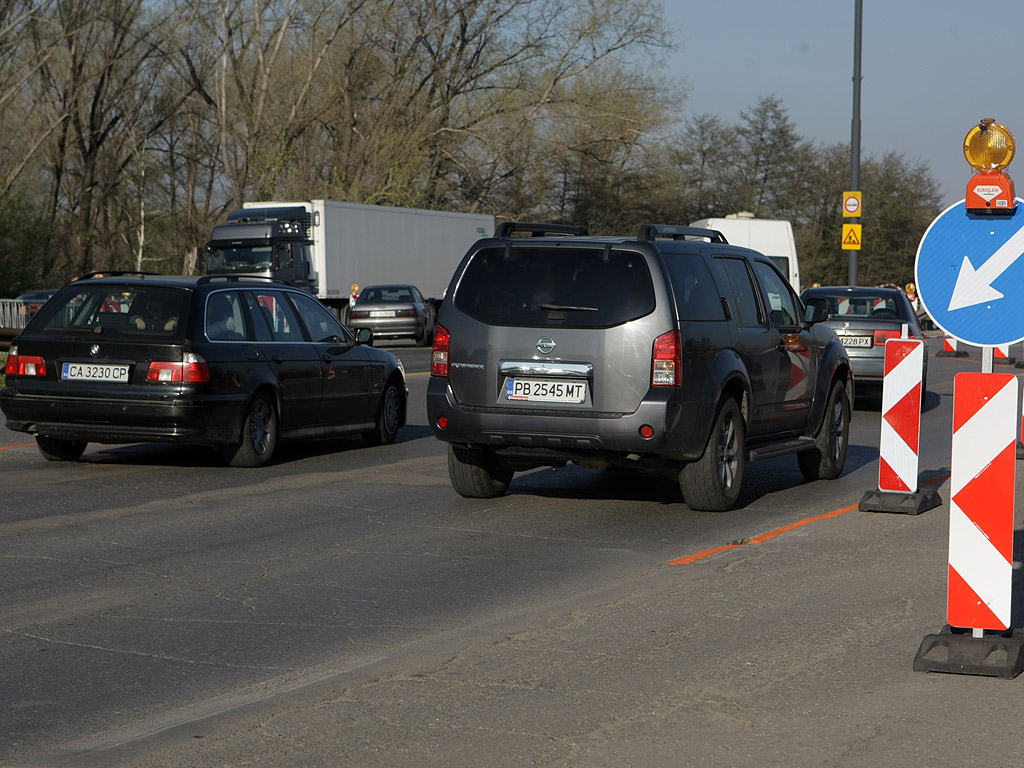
637, 224, 729, 244
495, 222, 589, 238
74, 270, 161, 281
196, 275, 290, 286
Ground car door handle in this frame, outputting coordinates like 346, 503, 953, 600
271, 355, 284, 364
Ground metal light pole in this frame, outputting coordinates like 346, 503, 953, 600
849, 0, 862, 285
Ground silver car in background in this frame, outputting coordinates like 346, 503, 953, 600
346, 284, 436, 346
799, 285, 927, 397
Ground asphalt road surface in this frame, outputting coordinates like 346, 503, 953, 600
3, 339, 1024, 767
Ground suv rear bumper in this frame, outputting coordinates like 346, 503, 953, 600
427, 378, 707, 461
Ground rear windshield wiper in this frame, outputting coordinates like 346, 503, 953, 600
537, 303, 598, 312
52, 325, 103, 334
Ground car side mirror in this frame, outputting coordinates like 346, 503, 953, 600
804, 297, 831, 324
354, 327, 373, 345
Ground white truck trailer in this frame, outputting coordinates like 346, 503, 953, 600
690, 213, 800, 292
207, 200, 495, 306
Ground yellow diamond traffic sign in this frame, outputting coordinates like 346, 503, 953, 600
842, 223, 862, 250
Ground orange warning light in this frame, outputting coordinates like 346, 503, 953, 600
964, 118, 1016, 213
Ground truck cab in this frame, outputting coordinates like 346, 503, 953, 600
207, 206, 317, 294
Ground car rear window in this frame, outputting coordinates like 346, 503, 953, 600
32, 285, 190, 339
807, 291, 903, 320
358, 286, 416, 304
453, 246, 655, 328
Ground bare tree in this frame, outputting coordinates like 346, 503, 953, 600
0, 0, 67, 196
172, 0, 370, 209
25, 0, 173, 275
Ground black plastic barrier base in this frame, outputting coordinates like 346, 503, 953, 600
914, 626, 1024, 678
937, 349, 969, 358
858, 488, 941, 515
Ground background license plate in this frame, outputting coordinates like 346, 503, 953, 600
505, 378, 586, 403
369, 310, 395, 318
62, 362, 130, 382
839, 335, 872, 348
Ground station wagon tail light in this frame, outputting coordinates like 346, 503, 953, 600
431, 323, 450, 377
652, 330, 681, 386
146, 353, 209, 383
5, 347, 46, 376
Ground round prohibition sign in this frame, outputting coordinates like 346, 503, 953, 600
843, 193, 861, 216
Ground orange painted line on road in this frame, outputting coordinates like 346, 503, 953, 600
0, 443, 34, 451
668, 472, 951, 566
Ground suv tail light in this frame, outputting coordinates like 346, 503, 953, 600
4, 346, 46, 376
652, 330, 681, 386
147, 352, 210, 383
432, 323, 450, 377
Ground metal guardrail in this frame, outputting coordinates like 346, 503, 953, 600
1, 299, 29, 350
0, 299, 29, 330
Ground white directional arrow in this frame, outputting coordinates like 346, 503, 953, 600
948, 225, 1024, 311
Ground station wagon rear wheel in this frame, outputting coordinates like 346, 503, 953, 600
448, 444, 513, 498
36, 436, 87, 462
678, 398, 745, 512
798, 380, 850, 481
222, 394, 277, 467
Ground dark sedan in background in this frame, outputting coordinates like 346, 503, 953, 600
347, 284, 436, 346
800, 285, 927, 396
2, 274, 407, 466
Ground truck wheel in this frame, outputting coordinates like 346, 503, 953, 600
222, 394, 277, 467
363, 378, 403, 446
798, 381, 850, 481
678, 398, 745, 512
448, 444, 513, 498
36, 436, 87, 462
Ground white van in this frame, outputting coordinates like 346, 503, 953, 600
690, 213, 800, 292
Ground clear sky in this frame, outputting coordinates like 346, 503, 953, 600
661, 0, 1024, 210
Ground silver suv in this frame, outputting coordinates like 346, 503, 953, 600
426, 223, 853, 511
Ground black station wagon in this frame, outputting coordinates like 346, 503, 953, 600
427, 223, 854, 511
1, 273, 407, 466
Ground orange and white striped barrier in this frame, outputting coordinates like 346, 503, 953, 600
993, 343, 1016, 365
915, 372, 1024, 678
860, 338, 939, 514
948, 373, 1017, 630
936, 336, 968, 358
878, 339, 924, 492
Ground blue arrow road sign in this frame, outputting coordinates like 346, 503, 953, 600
915, 198, 1024, 347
